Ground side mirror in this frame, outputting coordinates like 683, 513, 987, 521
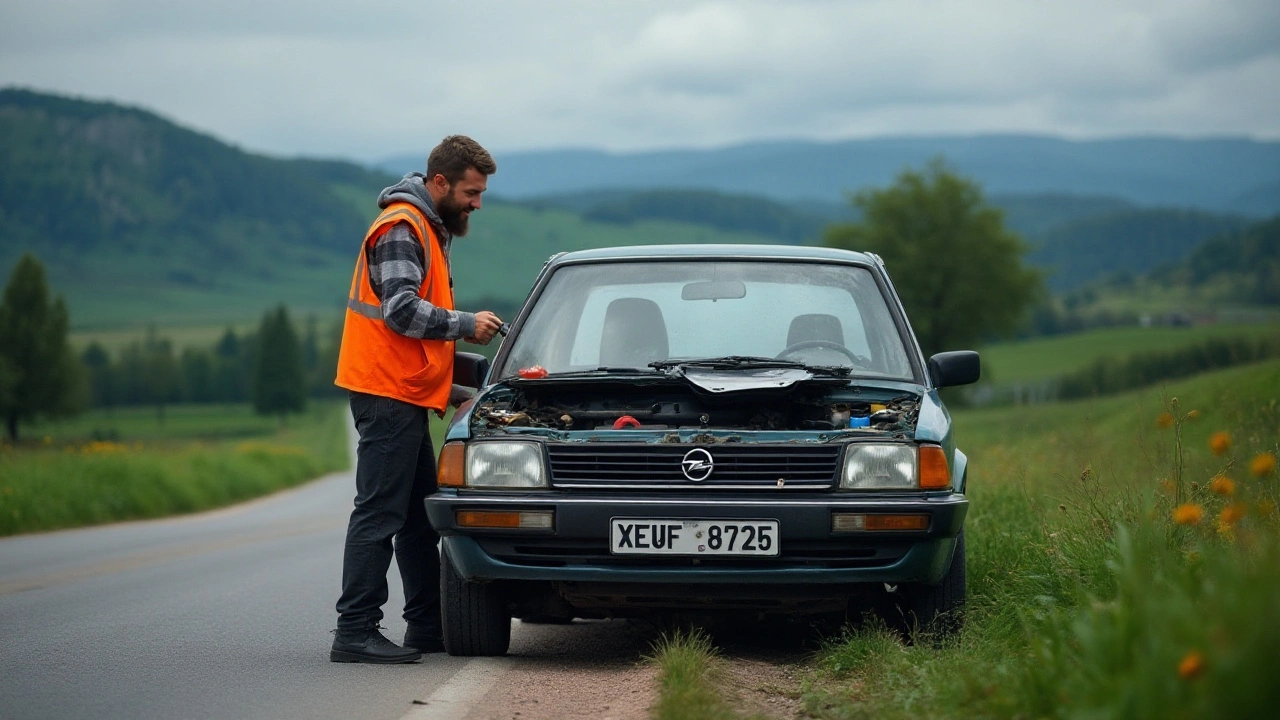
453, 352, 491, 389
928, 351, 980, 388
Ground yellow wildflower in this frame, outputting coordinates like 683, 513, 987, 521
1172, 504, 1203, 526
1208, 432, 1231, 456
1210, 475, 1235, 496
1178, 651, 1205, 681
1156, 412, 1174, 429
1250, 453, 1277, 477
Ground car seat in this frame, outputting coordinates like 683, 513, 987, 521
599, 298, 669, 368
786, 313, 845, 347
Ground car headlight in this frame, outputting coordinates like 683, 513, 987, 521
466, 442, 547, 488
840, 444, 918, 490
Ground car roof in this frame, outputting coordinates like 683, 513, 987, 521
548, 244, 879, 266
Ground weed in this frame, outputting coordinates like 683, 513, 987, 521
649, 627, 744, 720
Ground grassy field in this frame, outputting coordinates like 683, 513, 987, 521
651, 359, 1280, 719
980, 323, 1279, 383
70, 321, 269, 355
57, 201, 780, 339
0, 401, 349, 536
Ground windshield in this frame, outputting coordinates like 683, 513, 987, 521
498, 260, 917, 381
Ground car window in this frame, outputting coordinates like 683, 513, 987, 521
501, 260, 916, 380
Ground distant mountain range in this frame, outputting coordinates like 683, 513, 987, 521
1, 87, 1273, 334
384, 135, 1280, 216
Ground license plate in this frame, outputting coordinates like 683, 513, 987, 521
610, 518, 779, 556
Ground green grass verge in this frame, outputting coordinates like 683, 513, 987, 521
800, 360, 1280, 718
650, 628, 745, 720
0, 401, 349, 536
979, 323, 1278, 383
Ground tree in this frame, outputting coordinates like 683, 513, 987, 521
253, 305, 306, 421
81, 342, 117, 408
213, 327, 246, 402
143, 326, 179, 424
824, 159, 1043, 356
180, 347, 216, 403
0, 253, 86, 440
0, 356, 17, 422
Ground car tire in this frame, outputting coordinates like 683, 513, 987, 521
894, 530, 966, 640
441, 549, 511, 656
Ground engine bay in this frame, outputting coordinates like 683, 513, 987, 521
470, 378, 920, 438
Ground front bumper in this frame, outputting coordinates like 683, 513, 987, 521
426, 491, 967, 586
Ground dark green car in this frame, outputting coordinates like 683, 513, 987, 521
428, 245, 980, 656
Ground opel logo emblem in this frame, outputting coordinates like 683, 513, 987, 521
681, 448, 714, 482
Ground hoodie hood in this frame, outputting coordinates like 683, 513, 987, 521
377, 172, 448, 240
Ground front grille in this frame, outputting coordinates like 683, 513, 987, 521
547, 444, 841, 490
476, 537, 906, 569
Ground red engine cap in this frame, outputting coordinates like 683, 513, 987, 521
518, 366, 548, 379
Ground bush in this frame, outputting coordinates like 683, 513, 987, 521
1059, 334, 1280, 400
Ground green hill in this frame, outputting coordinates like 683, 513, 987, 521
1028, 206, 1248, 291
1154, 215, 1280, 305
0, 89, 781, 332
0, 88, 394, 327
516, 188, 1249, 294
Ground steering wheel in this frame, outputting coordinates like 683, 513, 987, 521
776, 340, 862, 365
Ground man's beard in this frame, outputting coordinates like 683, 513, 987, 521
437, 195, 470, 237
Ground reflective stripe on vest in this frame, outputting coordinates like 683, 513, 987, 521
344, 208, 431, 320
334, 202, 456, 411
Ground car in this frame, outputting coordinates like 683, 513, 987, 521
430, 244, 980, 656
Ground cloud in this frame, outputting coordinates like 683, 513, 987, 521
0, 0, 1276, 159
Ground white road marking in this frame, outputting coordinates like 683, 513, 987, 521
399, 656, 510, 720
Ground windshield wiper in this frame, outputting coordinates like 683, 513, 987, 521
650, 356, 851, 376
523, 367, 662, 378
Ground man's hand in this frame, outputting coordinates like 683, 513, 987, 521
466, 311, 503, 345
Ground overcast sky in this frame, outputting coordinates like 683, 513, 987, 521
2, 0, 1277, 161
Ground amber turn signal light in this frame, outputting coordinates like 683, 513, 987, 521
832, 513, 930, 532
456, 510, 554, 529
918, 444, 951, 489
438, 442, 466, 487
864, 514, 930, 531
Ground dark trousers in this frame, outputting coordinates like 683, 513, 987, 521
335, 391, 441, 636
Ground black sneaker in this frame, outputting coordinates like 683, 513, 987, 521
403, 625, 446, 654
330, 626, 422, 664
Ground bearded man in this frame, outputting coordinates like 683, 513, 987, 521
331, 135, 503, 663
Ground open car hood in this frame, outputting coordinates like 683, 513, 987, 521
679, 367, 814, 393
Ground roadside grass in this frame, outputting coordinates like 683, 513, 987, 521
650, 628, 756, 720
979, 323, 1278, 384
800, 360, 1280, 719
0, 401, 349, 536
25, 402, 322, 444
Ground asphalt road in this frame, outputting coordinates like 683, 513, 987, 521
0, 430, 497, 720
0, 426, 810, 720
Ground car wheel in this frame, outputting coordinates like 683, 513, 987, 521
441, 548, 511, 656
894, 530, 966, 640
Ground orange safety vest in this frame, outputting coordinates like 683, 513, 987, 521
335, 202, 455, 412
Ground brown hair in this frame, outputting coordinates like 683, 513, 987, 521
426, 135, 496, 184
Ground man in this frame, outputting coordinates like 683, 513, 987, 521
330, 135, 503, 663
